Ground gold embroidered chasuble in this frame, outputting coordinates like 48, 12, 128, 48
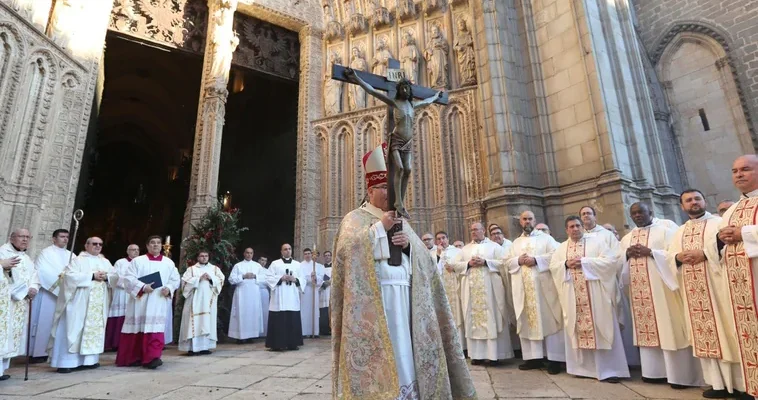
619, 223, 689, 351
331, 204, 477, 400
179, 264, 225, 344
437, 246, 464, 329
505, 231, 561, 341
48, 252, 114, 355
450, 239, 509, 340
0, 243, 38, 359
550, 236, 619, 350
720, 195, 758, 397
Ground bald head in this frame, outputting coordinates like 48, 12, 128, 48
519, 211, 536, 234
469, 222, 486, 242
535, 223, 550, 235
10, 228, 30, 251
732, 155, 758, 193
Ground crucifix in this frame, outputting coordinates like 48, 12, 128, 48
331, 58, 448, 265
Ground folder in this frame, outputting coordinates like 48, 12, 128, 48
138, 271, 163, 289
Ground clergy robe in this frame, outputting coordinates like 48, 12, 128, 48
0, 243, 39, 376
47, 252, 114, 368
585, 224, 640, 366
259, 271, 270, 337
300, 260, 325, 337
105, 257, 131, 351
717, 191, 758, 397
437, 245, 464, 349
116, 254, 180, 367
506, 231, 565, 362
228, 260, 264, 340
319, 264, 332, 336
668, 212, 743, 394
178, 263, 225, 352
550, 235, 630, 380
493, 239, 520, 351
451, 239, 513, 360
30, 244, 71, 358
332, 202, 476, 399
620, 222, 703, 386
265, 258, 304, 350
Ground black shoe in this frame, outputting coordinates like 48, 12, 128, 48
0, 375, 9, 381
602, 377, 620, 384
670, 384, 687, 390
514, 349, 522, 359
83, 363, 100, 370
702, 388, 731, 399
546, 361, 561, 375
128, 361, 141, 367
187, 351, 196, 356
199, 350, 212, 355
641, 377, 667, 384
314, 335, 320, 339
236, 339, 244, 344
519, 359, 543, 370
488, 360, 501, 366
737, 392, 755, 400
471, 359, 484, 366
29, 356, 47, 364
57, 368, 72, 374
144, 358, 162, 369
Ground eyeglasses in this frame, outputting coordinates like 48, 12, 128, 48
91, 243, 103, 247
14, 235, 31, 239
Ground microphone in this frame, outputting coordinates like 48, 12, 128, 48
285, 269, 291, 285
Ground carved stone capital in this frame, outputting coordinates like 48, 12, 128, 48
325, 20, 344, 42
396, 0, 417, 22
349, 13, 368, 36
372, 6, 391, 30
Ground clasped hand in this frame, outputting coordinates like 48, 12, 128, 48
282, 274, 296, 283
200, 273, 211, 281
566, 257, 582, 269
518, 254, 536, 267
243, 272, 256, 279
676, 249, 706, 265
626, 244, 652, 259
469, 256, 486, 268
93, 271, 108, 282
718, 225, 743, 244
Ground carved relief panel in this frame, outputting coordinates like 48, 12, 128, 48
110, 0, 208, 53
233, 13, 300, 81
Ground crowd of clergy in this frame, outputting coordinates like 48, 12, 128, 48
3, 153, 758, 400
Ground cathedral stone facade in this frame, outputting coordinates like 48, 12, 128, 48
0, 0, 755, 257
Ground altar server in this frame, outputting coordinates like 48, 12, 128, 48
178, 250, 225, 355
228, 248, 264, 342
265, 243, 304, 351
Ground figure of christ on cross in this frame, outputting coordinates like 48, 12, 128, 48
331, 59, 448, 219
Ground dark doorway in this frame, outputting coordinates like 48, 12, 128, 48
218, 67, 298, 261
74, 33, 202, 263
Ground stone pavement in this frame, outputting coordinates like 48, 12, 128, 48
0, 338, 714, 399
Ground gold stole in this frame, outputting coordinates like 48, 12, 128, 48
469, 250, 489, 336
81, 278, 107, 354
725, 197, 758, 396
681, 220, 722, 359
567, 239, 596, 349
521, 240, 539, 333
629, 228, 660, 347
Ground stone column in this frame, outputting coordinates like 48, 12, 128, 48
182, 0, 239, 237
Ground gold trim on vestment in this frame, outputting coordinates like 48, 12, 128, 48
629, 228, 661, 347
567, 239, 596, 350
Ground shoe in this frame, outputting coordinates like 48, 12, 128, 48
641, 377, 667, 384
471, 359, 484, 366
702, 388, 731, 399
546, 361, 561, 375
57, 368, 72, 374
514, 349, 522, 359
670, 384, 687, 390
187, 351, 196, 356
518, 359, 543, 370
488, 360, 500, 366
29, 356, 47, 364
737, 392, 755, 400
83, 363, 100, 370
236, 339, 244, 345
199, 350, 212, 355
287, 346, 299, 351
602, 377, 620, 384
314, 335, 320, 339
144, 358, 162, 370
128, 361, 141, 367
0, 375, 9, 381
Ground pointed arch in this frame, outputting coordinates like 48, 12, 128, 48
315, 127, 329, 216
331, 122, 354, 215
0, 22, 26, 146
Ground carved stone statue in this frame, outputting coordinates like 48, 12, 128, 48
370, 37, 393, 106
454, 18, 477, 87
344, 70, 442, 218
399, 30, 420, 84
324, 52, 343, 116
348, 47, 368, 111
424, 24, 450, 89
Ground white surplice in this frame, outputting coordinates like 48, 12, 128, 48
361, 202, 416, 393
319, 265, 332, 309
30, 244, 71, 358
506, 231, 565, 361
668, 212, 744, 393
451, 238, 512, 360
121, 255, 180, 335
259, 270, 270, 336
550, 236, 629, 380
0, 243, 40, 366
108, 258, 131, 319
48, 252, 114, 368
228, 260, 264, 339
266, 259, 304, 312
620, 222, 703, 386
178, 263, 225, 352
300, 260, 324, 336
436, 245, 464, 349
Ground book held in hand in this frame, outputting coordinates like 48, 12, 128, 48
138, 271, 163, 289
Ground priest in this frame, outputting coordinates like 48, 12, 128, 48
550, 216, 629, 382
258, 255, 270, 336
506, 211, 564, 374
179, 250, 225, 355
265, 243, 304, 351
319, 251, 332, 336
48, 237, 115, 373
300, 248, 324, 338
228, 247, 264, 343
0, 229, 39, 380
717, 154, 758, 399
450, 223, 512, 364
29, 229, 71, 362
620, 203, 702, 388
670, 189, 743, 398
332, 144, 476, 399
434, 231, 463, 350
116, 235, 180, 369
105, 244, 139, 352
